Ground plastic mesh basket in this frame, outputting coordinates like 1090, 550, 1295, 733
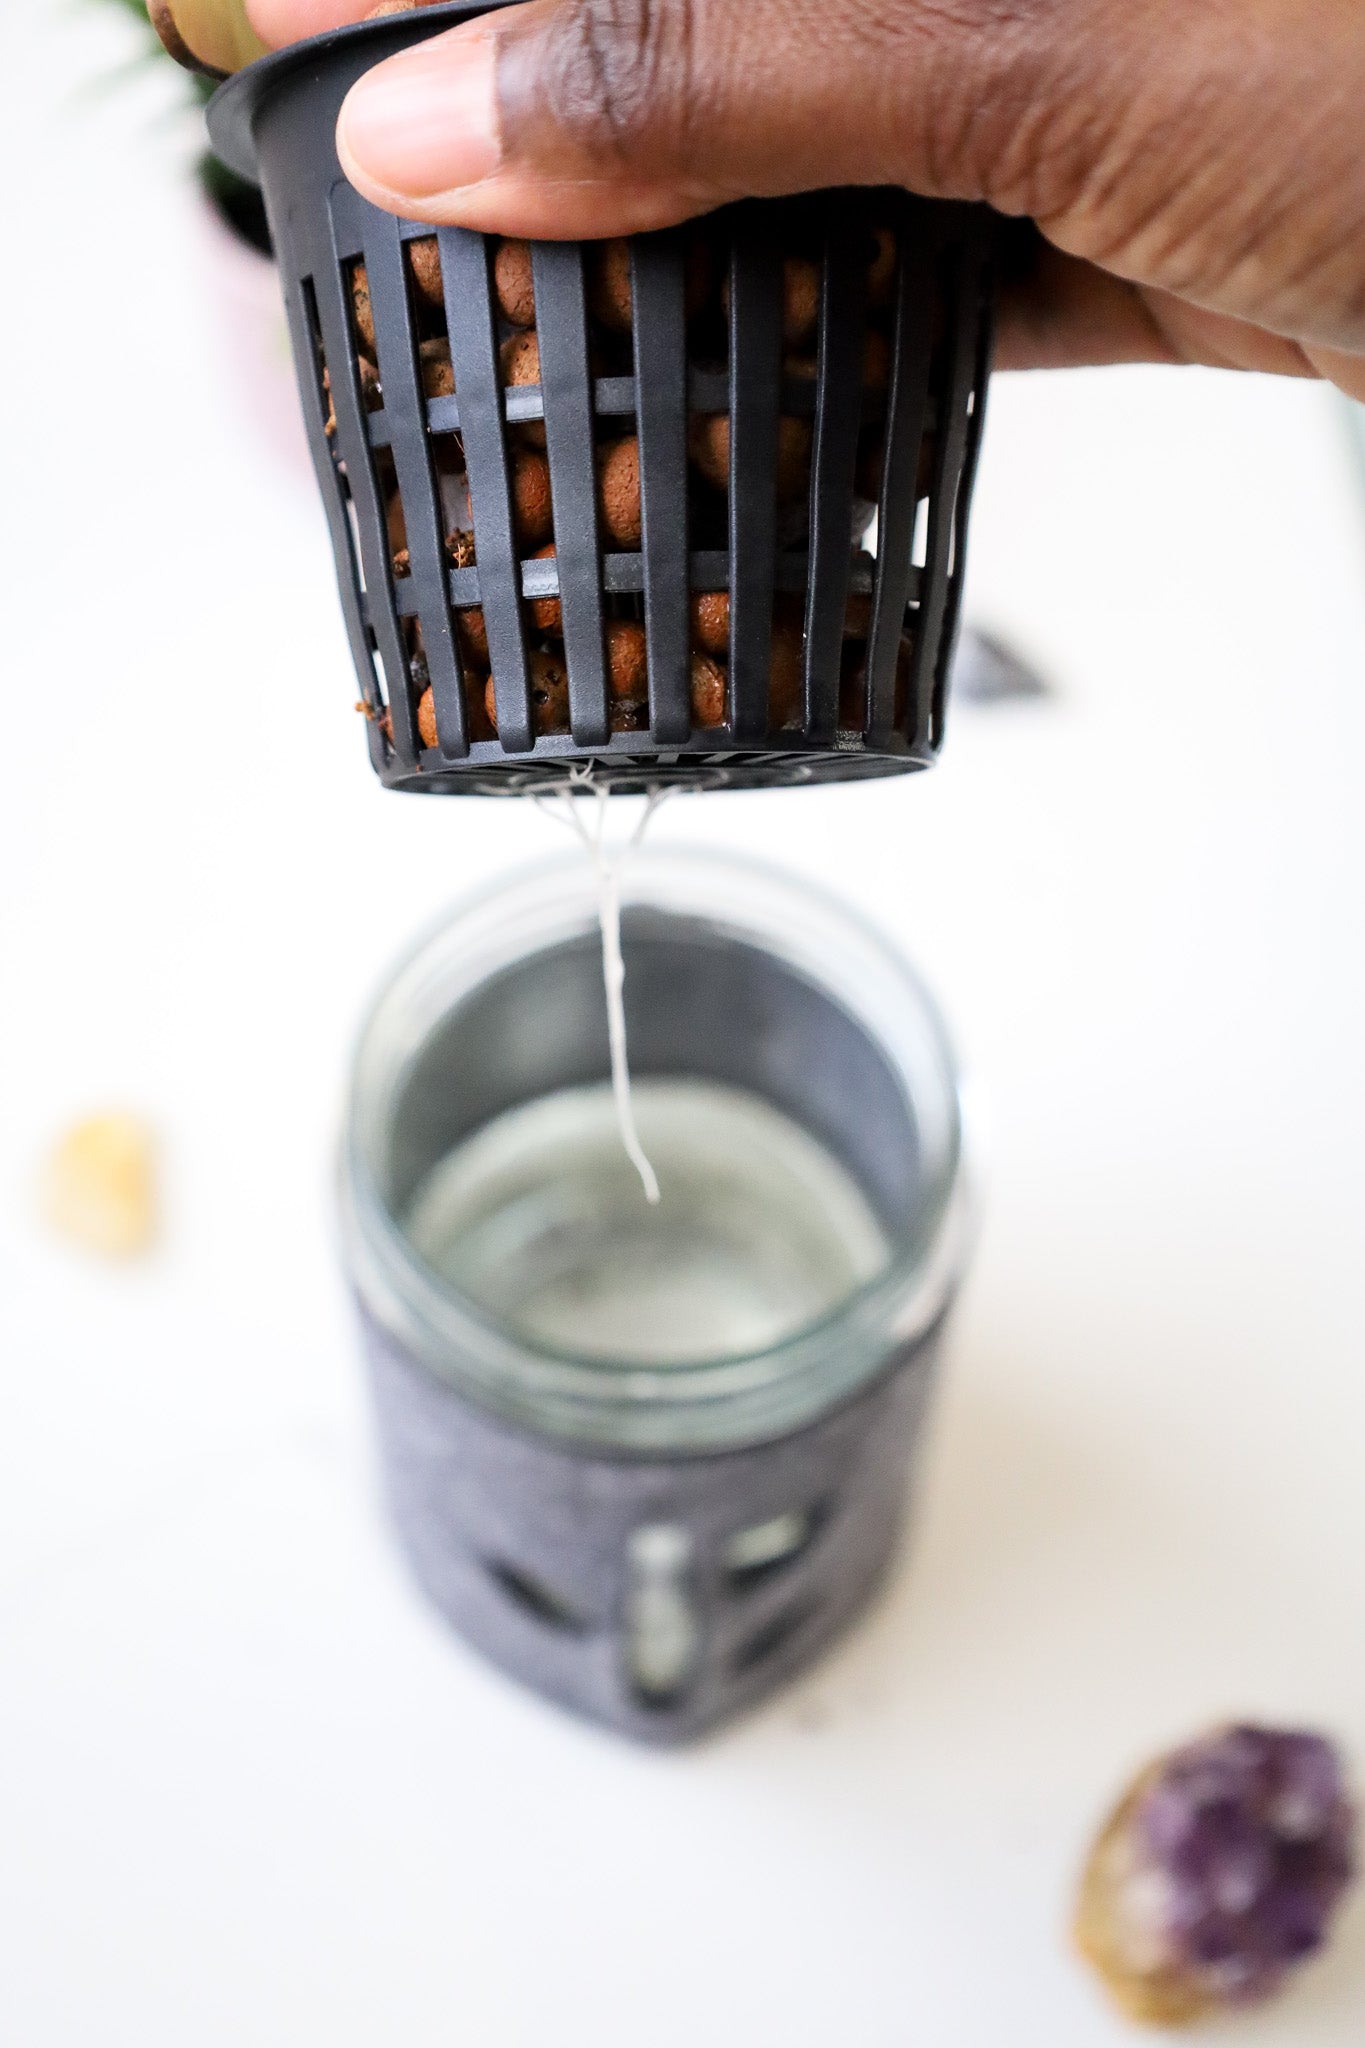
209, 2, 997, 795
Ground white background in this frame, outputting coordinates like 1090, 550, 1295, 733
2, 8, 1364, 2042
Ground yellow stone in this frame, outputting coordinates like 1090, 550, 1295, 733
43, 1114, 157, 1259
147, 1, 269, 77
1073, 1768, 1214, 2029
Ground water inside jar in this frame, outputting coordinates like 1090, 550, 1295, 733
402, 1078, 891, 1365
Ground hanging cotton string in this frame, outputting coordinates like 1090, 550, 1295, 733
534, 770, 673, 1204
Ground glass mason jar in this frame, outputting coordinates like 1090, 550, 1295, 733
341, 846, 975, 1742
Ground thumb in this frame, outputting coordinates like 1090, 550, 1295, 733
335, 0, 1045, 238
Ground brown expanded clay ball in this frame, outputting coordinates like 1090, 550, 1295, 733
862, 329, 892, 388
457, 606, 489, 668
499, 330, 546, 448
588, 239, 634, 333
500, 330, 541, 385
867, 226, 896, 309
783, 327, 891, 388
415, 675, 496, 748
687, 415, 727, 491
721, 255, 820, 351
322, 357, 381, 436
494, 239, 536, 327
527, 543, 561, 634
587, 235, 714, 336
407, 234, 443, 310
688, 594, 820, 725
690, 590, 729, 656
386, 491, 407, 569
689, 414, 812, 502
511, 448, 554, 547
420, 338, 454, 399
606, 620, 648, 700
689, 652, 727, 729
485, 647, 569, 737
464, 670, 496, 742
597, 437, 642, 547
350, 263, 376, 357
688, 597, 877, 729
782, 256, 821, 350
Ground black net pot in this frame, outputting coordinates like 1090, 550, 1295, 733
209, 2, 998, 795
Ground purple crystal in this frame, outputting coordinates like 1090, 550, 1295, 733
1270, 1732, 1348, 1838
1129, 1725, 1357, 2007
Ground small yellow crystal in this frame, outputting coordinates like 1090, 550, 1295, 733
43, 1114, 157, 1258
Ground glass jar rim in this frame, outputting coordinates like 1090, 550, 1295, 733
341, 844, 979, 1450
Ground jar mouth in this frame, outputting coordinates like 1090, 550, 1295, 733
342, 844, 977, 1449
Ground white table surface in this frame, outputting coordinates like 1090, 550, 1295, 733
3, 11, 1364, 2044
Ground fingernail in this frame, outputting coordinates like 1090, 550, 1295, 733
338, 26, 500, 200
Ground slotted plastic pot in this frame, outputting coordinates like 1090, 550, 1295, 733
209, 0, 998, 794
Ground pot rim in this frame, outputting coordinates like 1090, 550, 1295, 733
207, 1, 523, 183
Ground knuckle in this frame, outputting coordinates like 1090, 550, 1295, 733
536, 0, 697, 161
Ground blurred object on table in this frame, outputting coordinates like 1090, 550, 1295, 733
42, 1113, 159, 1259
1075, 1723, 1358, 2028
951, 626, 1051, 707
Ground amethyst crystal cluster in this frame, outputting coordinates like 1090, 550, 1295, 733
1075, 1724, 1357, 2025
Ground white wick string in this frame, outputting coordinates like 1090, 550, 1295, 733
534, 772, 672, 1203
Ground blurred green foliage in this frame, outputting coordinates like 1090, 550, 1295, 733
91, 0, 272, 253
